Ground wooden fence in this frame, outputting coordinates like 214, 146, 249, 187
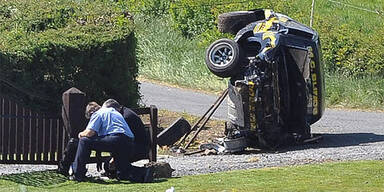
0, 96, 67, 165
0, 87, 158, 165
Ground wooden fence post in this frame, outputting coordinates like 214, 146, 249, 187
149, 105, 158, 162
62, 88, 86, 138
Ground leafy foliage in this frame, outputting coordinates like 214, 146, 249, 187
0, 0, 138, 113
119, 0, 170, 18
169, 0, 216, 38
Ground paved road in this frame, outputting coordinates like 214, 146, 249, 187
139, 81, 228, 120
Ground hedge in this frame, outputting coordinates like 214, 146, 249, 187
122, 0, 170, 17
0, 0, 138, 113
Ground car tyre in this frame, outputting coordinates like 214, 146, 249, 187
205, 38, 243, 78
157, 117, 191, 146
218, 10, 265, 35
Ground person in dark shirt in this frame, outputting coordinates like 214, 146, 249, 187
120, 106, 150, 162
101, 99, 151, 179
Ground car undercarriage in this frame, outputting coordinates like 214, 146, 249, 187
205, 9, 325, 150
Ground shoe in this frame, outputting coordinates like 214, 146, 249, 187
57, 167, 69, 176
57, 162, 70, 176
69, 175, 83, 182
101, 170, 117, 179
68, 175, 92, 182
143, 167, 154, 183
103, 161, 117, 179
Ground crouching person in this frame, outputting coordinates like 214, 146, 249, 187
101, 99, 151, 178
71, 101, 153, 182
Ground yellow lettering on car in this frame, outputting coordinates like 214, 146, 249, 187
262, 32, 277, 48
254, 23, 265, 33
248, 81, 256, 130
308, 46, 319, 115
254, 15, 278, 33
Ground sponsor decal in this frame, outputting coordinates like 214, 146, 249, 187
308, 46, 319, 115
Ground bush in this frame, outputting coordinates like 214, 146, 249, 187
169, 0, 216, 38
319, 19, 384, 77
121, 0, 170, 18
0, 0, 138, 113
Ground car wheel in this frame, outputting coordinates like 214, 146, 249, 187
218, 10, 265, 35
157, 117, 191, 146
205, 38, 243, 78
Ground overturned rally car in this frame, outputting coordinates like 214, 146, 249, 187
205, 9, 325, 150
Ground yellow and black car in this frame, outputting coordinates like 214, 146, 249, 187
205, 9, 325, 149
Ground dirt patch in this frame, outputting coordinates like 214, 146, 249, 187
156, 110, 225, 150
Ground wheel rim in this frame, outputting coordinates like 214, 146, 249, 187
210, 43, 235, 68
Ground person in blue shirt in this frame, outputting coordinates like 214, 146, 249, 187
101, 99, 151, 178
71, 101, 153, 182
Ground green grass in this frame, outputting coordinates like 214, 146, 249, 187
293, 0, 383, 34
135, 15, 227, 92
1, 160, 384, 191
326, 74, 384, 111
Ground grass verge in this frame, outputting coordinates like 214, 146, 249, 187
135, 15, 227, 93
1, 160, 384, 191
325, 74, 384, 111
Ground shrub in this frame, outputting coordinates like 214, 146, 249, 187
169, 0, 216, 38
121, 0, 170, 18
319, 20, 384, 77
0, 0, 138, 113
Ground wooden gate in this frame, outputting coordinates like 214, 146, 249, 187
0, 96, 67, 165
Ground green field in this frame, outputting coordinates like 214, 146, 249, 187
1, 160, 384, 192
294, 0, 383, 33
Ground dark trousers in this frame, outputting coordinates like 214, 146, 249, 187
72, 134, 134, 179
58, 138, 79, 175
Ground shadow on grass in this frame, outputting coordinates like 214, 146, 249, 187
90, 177, 168, 185
0, 170, 169, 187
152, 178, 169, 183
0, 170, 68, 187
